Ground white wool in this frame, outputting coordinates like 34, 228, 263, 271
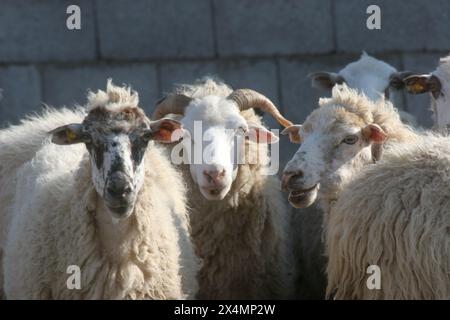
326, 134, 450, 299
339, 52, 397, 102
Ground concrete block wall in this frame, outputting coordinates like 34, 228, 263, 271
0, 0, 449, 167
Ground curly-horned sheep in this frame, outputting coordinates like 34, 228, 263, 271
3, 81, 199, 299
153, 77, 294, 299
326, 135, 450, 299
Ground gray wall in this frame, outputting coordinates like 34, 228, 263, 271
0, 0, 449, 166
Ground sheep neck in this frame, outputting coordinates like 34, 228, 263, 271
94, 199, 136, 261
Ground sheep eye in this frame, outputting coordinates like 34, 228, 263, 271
342, 135, 358, 145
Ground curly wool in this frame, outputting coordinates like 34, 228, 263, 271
319, 85, 418, 146
326, 134, 450, 299
3, 140, 198, 299
170, 77, 293, 299
2, 81, 199, 299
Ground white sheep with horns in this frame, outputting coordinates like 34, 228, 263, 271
2, 81, 199, 299
153, 77, 294, 299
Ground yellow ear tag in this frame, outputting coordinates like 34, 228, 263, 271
66, 129, 77, 142
411, 82, 425, 93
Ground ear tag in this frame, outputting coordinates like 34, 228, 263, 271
66, 129, 77, 142
411, 82, 425, 93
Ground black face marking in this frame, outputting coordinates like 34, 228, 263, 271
131, 136, 149, 171
110, 156, 126, 173
86, 141, 106, 170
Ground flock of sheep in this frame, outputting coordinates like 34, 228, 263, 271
0, 52, 448, 299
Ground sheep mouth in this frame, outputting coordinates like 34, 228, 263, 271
288, 184, 319, 208
106, 204, 133, 218
200, 186, 230, 201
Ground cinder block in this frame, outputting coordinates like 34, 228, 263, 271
335, 0, 448, 53
96, 0, 215, 60
214, 0, 333, 57
0, 0, 96, 62
159, 59, 280, 128
0, 66, 42, 126
42, 64, 158, 114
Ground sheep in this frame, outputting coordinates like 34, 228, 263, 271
153, 77, 294, 299
327, 56, 450, 299
0, 107, 86, 299
0, 102, 95, 299
0, 107, 85, 242
403, 55, 450, 132
280, 85, 421, 298
310, 52, 417, 126
294, 52, 419, 298
326, 135, 450, 299
2, 81, 199, 299
281, 85, 418, 221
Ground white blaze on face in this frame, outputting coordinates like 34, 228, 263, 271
283, 120, 374, 208
284, 131, 327, 189
339, 53, 396, 101
90, 133, 145, 206
180, 96, 248, 200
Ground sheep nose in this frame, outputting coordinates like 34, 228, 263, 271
281, 170, 303, 191
107, 184, 132, 199
203, 169, 226, 184
107, 173, 132, 199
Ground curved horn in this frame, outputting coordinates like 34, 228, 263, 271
227, 89, 293, 128
152, 94, 192, 120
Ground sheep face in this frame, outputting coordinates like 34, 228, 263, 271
404, 56, 450, 132
179, 96, 278, 201
50, 106, 183, 219
281, 106, 386, 209
310, 52, 410, 104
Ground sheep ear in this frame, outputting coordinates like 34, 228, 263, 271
362, 124, 387, 163
281, 125, 302, 144
150, 118, 184, 143
309, 72, 344, 90
403, 74, 432, 94
362, 123, 387, 144
49, 124, 86, 145
389, 71, 414, 90
371, 144, 383, 163
246, 123, 279, 144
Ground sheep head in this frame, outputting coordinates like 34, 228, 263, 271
309, 52, 415, 126
49, 80, 183, 219
153, 87, 292, 201
403, 55, 450, 133
281, 85, 390, 210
